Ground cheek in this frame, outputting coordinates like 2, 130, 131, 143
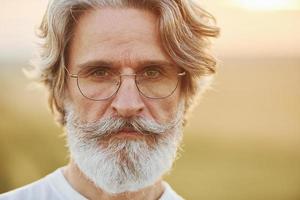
67, 81, 110, 122
76, 99, 111, 122
146, 90, 182, 123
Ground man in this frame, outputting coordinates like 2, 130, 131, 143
0, 0, 219, 199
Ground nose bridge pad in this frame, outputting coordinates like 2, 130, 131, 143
114, 74, 143, 102
119, 74, 138, 92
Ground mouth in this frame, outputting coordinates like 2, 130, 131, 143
114, 125, 142, 138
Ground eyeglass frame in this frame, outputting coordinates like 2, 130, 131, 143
64, 66, 186, 101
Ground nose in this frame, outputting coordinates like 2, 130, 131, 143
111, 75, 145, 118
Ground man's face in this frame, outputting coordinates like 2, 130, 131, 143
67, 8, 181, 125
65, 8, 184, 194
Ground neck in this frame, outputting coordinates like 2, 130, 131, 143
63, 160, 165, 200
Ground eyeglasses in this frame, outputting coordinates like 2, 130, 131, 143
65, 65, 186, 100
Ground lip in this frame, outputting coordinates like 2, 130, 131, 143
114, 128, 142, 138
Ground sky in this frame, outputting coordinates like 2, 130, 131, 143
205, 0, 300, 58
0, 0, 299, 63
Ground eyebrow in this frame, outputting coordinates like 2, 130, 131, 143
75, 59, 174, 70
76, 60, 112, 69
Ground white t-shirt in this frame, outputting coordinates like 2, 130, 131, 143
0, 168, 184, 200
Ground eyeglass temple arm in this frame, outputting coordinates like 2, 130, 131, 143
65, 67, 78, 78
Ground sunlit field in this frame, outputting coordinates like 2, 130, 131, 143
1, 58, 299, 200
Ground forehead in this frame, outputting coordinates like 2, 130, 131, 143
68, 8, 171, 70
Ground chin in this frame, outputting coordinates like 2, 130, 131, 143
66, 127, 182, 194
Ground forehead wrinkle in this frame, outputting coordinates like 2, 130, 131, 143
93, 40, 168, 68
92, 30, 151, 47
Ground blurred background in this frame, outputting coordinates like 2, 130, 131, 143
0, 0, 299, 199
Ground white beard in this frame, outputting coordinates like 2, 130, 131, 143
65, 104, 184, 194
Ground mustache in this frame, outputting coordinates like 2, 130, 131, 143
70, 115, 181, 140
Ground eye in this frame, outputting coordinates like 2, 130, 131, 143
91, 68, 109, 77
79, 67, 114, 81
143, 68, 162, 78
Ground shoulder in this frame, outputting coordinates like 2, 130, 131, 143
160, 182, 185, 200
0, 169, 64, 200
